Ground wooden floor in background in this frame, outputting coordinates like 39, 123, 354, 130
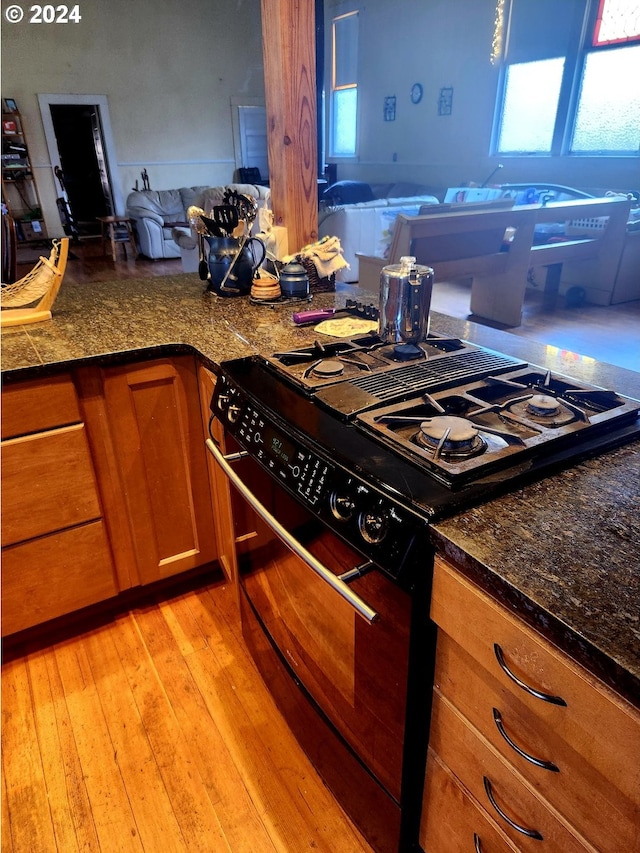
1, 577, 374, 853
430, 277, 640, 373
16, 235, 182, 285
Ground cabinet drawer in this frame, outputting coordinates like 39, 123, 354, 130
420, 749, 519, 853
431, 557, 640, 805
1, 521, 118, 635
1, 424, 103, 546
429, 692, 593, 852
1, 374, 81, 439
434, 633, 638, 852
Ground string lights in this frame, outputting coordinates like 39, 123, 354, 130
491, 0, 506, 64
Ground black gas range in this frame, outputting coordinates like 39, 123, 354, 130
212, 332, 640, 573
209, 331, 640, 851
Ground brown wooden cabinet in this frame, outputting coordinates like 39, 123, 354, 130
421, 556, 640, 853
198, 365, 238, 585
1, 374, 119, 635
197, 364, 271, 586
1, 356, 220, 636
100, 356, 217, 586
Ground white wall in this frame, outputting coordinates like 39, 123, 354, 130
1, 0, 265, 235
325, 0, 639, 195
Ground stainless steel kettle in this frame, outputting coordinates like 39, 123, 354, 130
379, 256, 434, 344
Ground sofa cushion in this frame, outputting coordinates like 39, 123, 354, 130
386, 195, 439, 208
127, 189, 186, 221
178, 186, 210, 214
319, 200, 437, 282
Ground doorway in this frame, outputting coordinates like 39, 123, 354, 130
49, 104, 111, 234
38, 94, 125, 237
237, 105, 269, 179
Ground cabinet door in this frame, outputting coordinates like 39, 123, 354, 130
103, 357, 217, 585
198, 364, 272, 584
198, 365, 238, 584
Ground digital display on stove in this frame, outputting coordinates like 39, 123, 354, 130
265, 426, 294, 465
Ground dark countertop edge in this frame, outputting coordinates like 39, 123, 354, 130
430, 530, 640, 710
1, 341, 219, 384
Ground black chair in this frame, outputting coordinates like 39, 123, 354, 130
238, 167, 269, 186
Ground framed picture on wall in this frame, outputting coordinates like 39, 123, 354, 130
384, 96, 396, 122
3, 98, 18, 113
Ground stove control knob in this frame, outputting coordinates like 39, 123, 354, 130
358, 510, 389, 544
329, 492, 356, 522
227, 403, 242, 424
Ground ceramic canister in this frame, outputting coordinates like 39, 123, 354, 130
279, 260, 309, 298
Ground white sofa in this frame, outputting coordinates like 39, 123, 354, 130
126, 183, 271, 260
318, 192, 439, 282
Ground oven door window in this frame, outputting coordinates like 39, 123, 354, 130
229, 452, 411, 802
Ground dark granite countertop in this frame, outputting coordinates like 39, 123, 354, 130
2, 273, 639, 706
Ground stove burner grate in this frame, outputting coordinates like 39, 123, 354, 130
348, 350, 523, 402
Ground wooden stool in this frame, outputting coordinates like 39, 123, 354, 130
98, 216, 138, 262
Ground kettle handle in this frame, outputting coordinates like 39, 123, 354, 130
246, 237, 266, 272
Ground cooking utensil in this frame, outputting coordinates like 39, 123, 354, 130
201, 205, 239, 237
223, 189, 258, 227
292, 300, 379, 325
187, 205, 210, 278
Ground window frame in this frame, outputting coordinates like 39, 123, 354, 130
492, 0, 640, 158
328, 9, 359, 159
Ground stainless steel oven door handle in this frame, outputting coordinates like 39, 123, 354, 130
206, 438, 379, 624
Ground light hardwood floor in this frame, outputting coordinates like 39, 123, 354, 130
1, 575, 374, 853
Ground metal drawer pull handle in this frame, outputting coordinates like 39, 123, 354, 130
483, 776, 543, 840
493, 708, 559, 772
473, 833, 483, 852
493, 644, 567, 706
206, 438, 379, 624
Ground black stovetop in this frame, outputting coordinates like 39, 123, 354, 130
214, 337, 640, 520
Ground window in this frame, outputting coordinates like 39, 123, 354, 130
330, 11, 359, 157
494, 0, 640, 156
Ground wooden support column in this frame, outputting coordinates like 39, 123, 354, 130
260, 0, 318, 252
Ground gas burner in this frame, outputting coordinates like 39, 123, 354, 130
392, 343, 426, 362
508, 394, 576, 427
527, 394, 561, 416
414, 415, 487, 460
311, 359, 345, 378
